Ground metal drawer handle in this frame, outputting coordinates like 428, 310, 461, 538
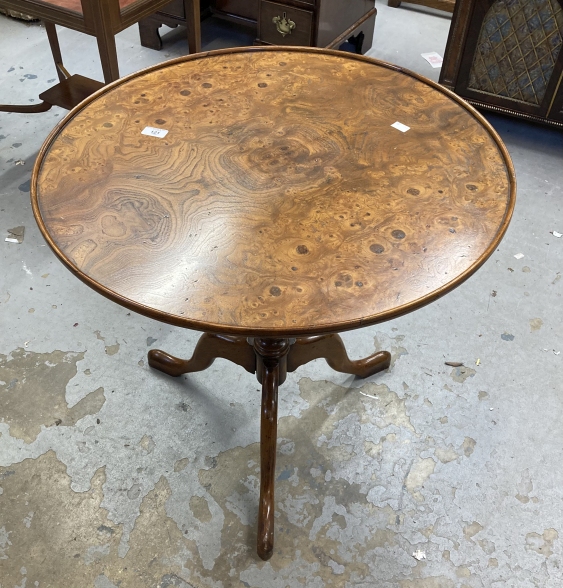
273, 12, 295, 37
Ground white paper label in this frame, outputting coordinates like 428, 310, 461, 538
142, 126, 168, 138
391, 121, 410, 133
421, 52, 443, 68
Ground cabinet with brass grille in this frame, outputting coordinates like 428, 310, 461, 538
440, 0, 563, 126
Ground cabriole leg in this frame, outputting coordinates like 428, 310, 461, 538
148, 332, 256, 376
287, 334, 390, 377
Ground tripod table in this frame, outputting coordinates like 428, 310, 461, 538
32, 47, 516, 560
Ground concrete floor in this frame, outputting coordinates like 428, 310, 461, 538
1, 3, 562, 587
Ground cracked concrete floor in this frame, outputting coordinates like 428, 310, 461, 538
1, 4, 562, 587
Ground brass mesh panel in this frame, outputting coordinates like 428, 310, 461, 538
468, 0, 563, 105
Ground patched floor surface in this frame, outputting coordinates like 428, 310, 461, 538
1, 4, 562, 588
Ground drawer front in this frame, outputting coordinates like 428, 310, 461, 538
160, 0, 185, 18
213, 0, 259, 20
259, 1, 313, 46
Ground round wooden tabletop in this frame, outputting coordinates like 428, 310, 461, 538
32, 47, 516, 337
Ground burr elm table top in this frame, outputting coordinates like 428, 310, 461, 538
32, 47, 516, 337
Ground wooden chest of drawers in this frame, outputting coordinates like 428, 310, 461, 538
256, 0, 375, 52
139, 0, 376, 55
259, 1, 315, 47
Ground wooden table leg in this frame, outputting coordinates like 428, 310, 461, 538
257, 356, 278, 560
253, 338, 290, 561
138, 15, 165, 51
0, 74, 104, 114
183, 0, 201, 54
148, 332, 256, 376
0, 101, 52, 113
287, 334, 390, 377
44, 21, 67, 83
148, 333, 388, 560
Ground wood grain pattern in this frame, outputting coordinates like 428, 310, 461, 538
32, 47, 516, 337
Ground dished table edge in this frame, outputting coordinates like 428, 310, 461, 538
30, 45, 517, 339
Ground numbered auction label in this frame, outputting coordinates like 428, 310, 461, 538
391, 121, 410, 133
142, 126, 169, 138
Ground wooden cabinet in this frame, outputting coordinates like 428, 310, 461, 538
256, 0, 376, 52
213, 0, 259, 24
139, 0, 211, 50
139, 0, 376, 55
258, 1, 315, 46
440, 0, 563, 127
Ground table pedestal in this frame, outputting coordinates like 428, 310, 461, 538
148, 333, 390, 560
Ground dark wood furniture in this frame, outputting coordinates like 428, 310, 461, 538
139, 0, 260, 51
139, 0, 213, 51
440, 0, 563, 127
32, 47, 516, 560
256, 0, 376, 51
139, 0, 377, 54
388, 0, 455, 12
0, 0, 201, 113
